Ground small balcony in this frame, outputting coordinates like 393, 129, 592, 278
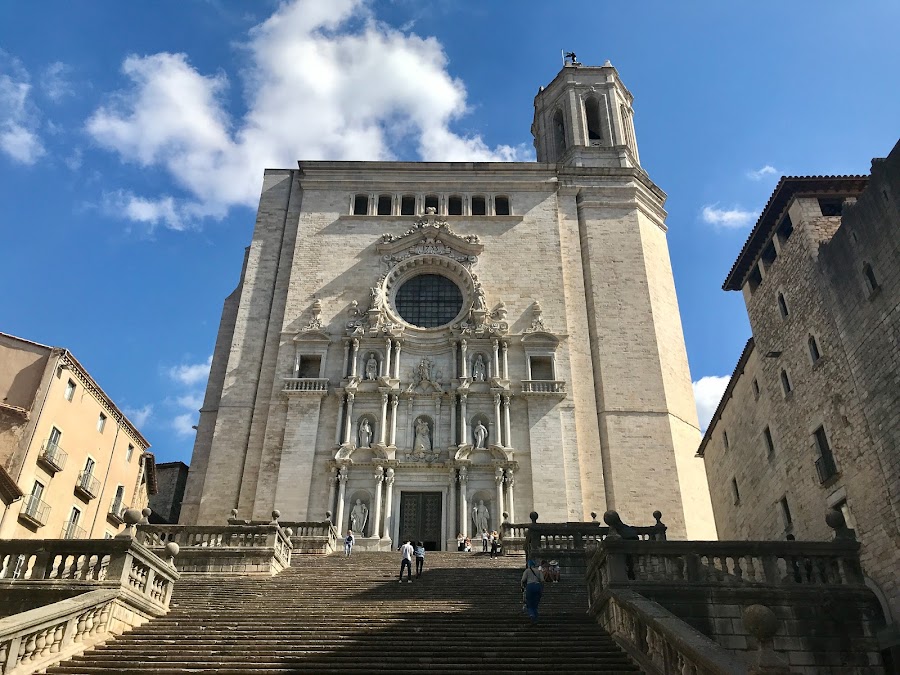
283, 377, 329, 394
107, 500, 127, 525
75, 471, 100, 501
815, 454, 839, 484
61, 521, 87, 540
522, 380, 567, 396
19, 494, 50, 528
38, 440, 68, 474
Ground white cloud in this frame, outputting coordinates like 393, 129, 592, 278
86, 0, 529, 230
701, 204, 756, 230
172, 413, 197, 437
41, 62, 74, 102
692, 375, 731, 433
167, 355, 212, 386
0, 51, 45, 165
176, 393, 204, 411
123, 404, 153, 428
746, 165, 778, 181
104, 190, 185, 231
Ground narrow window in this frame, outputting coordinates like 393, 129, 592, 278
352, 194, 369, 215
752, 378, 760, 399
471, 196, 486, 216
400, 195, 416, 215
777, 292, 789, 318
553, 109, 566, 158
97, 413, 107, 433
747, 265, 763, 293
808, 336, 821, 364
126, 444, 135, 463
761, 242, 777, 270
814, 425, 838, 483
776, 215, 793, 244
31, 480, 45, 502
495, 196, 510, 216
780, 370, 792, 396
779, 496, 793, 528
722, 430, 729, 450
731, 478, 740, 505
65, 506, 82, 539
83, 457, 95, 477
424, 194, 439, 213
48, 426, 62, 448
65, 379, 76, 401
863, 263, 879, 294
111, 485, 125, 516
584, 96, 602, 141
376, 194, 392, 215
818, 197, 843, 216
763, 426, 776, 456
448, 195, 463, 215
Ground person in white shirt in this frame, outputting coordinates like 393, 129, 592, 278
344, 530, 355, 557
481, 529, 489, 553
521, 560, 545, 621
399, 539, 414, 582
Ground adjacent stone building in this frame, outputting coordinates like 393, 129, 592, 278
181, 60, 716, 547
699, 140, 900, 658
0, 332, 157, 539
149, 461, 189, 524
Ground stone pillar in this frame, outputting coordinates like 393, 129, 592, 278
451, 339, 458, 378
506, 470, 515, 523
493, 393, 502, 444
383, 338, 392, 377
494, 467, 505, 531
434, 396, 442, 449
389, 395, 399, 446
379, 392, 388, 445
326, 471, 337, 522
294, 352, 301, 378
449, 393, 457, 446
406, 399, 414, 447
372, 466, 384, 539
382, 468, 395, 542
502, 395, 511, 448
492, 339, 500, 379
447, 467, 457, 541
341, 341, 350, 379
350, 339, 359, 378
460, 339, 468, 379
501, 341, 509, 379
459, 467, 468, 538
393, 340, 401, 379
335, 466, 349, 533
460, 394, 468, 446
335, 396, 346, 446
343, 393, 355, 445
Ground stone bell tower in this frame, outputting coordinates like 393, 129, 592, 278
532, 58, 639, 168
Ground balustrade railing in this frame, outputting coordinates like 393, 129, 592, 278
283, 378, 329, 393
137, 524, 292, 570
521, 380, 566, 394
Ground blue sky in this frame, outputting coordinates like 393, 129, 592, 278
2, 0, 898, 464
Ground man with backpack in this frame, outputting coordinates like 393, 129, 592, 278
520, 559, 545, 621
398, 539, 414, 583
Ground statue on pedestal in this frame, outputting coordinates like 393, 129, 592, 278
414, 419, 432, 455
472, 500, 490, 535
364, 353, 378, 380
472, 354, 487, 382
350, 499, 369, 535
358, 419, 373, 448
473, 421, 488, 449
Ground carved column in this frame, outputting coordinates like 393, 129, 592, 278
450, 339, 458, 378
434, 396, 442, 449
335, 395, 346, 446
502, 395, 511, 448
379, 393, 388, 445
383, 339, 392, 377
501, 341, 509, 379
389, 395, 399, 446
326, 471, 337, 523
448, 393, 457, 446
447, 467, 457, 540
294, 352, 301, 378
459, 467, 468, 538
393, 340, 402, 379
382, 468, 395, 542
341, 341, 350, 378
460, 394, 468, 447
350, 339, 359, 378
460, 339, 469, 379
406, 399, 414, 448
335, 466, 349, 533
372, 466, 384, 539
506, 469, 516, 523
343, 393, 355, 445
493, 393, 502, 444
492, 339, 500, 379
494, 467, 505, 531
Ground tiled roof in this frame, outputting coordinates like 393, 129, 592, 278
722, 175, 868, 291
696, 338, 755, 458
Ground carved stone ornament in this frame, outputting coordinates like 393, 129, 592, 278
525, 300, 546, 333
303, 298, 324, 331
377, 211, 483, 270
406, 357, 443, 393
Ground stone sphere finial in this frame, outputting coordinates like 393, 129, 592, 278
529, 511, 539, 523
272, 509, 281, 521
502, 511, 509, 523
590, 512, 597, 522
743, 604, 778, 642
653, 510, 662, 521
123, 508, 142, 526
230, 508, 238, 520
325, 510, 332, 522
603, 510, 623, 528
140, 507, 152, 525
284, 528, 294, 537
826, 508, 855, 540
164, 542, 180, 567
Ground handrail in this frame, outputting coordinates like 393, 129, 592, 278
137, 524, 292, 569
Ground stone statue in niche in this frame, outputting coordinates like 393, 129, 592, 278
414, 418, 432, 454
473, 421, 488, 449
472, 500, 490, 535
472, 354, 487, 382
358, 419, 373, 448
370, 285, 387, 310
350, 499, 369, 534
364, 353, 379, 381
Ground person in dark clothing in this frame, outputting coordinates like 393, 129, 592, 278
414, 541, 425, 578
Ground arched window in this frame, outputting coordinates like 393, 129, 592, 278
552, 109, 566, 159
376, 194, 392, 215
494, 196, 510, 216
808, 335, 822, 364
352, 194, 369, 215
424, 194, 439, 213
400, 195, 416, 215
584, 96, 602, 142
448, 195, 463, 216
777, 292, 789, 318
471, 196, 486, 216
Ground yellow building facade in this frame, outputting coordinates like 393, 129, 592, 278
0, 332, 156, 539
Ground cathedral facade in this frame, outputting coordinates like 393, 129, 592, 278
180, 62, 716, 548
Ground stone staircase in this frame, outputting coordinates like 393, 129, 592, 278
47, 552, 641, 674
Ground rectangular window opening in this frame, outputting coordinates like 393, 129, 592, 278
471, 196, 486, 216
776, 215, 793, 244
376, 194, 392, 215
400, 195, 416, 215
424, 195, 439, 212
97, 413, 107, 433
65, 379, 76, 401
529, 356, 554, 381
818, 197, 844, 217
779, 496, 793, 527
353, 194, 369, 215
747, 265, 763, 293
722, 430, 729, 450
780, 370, 792, 396
731, 478, 740, 505
814, 425, 838, 483
764, 426, 775, 456
761, 241, 777, 270
448, 196, 463, 216
494, 196, 510, 216
297, 355, 322, 379
126, 444, 135, 463
752, 378, 760, 399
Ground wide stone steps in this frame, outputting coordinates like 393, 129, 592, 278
47, 552, 641, 674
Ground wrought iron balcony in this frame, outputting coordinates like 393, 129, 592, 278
38, 440, 68, 473
75, 471, 100, 500
815, 454, 839, 484
107, 500, 127, 525
19, 494, 50, 527
522, 380, 567, 395
61, 521, 87, 540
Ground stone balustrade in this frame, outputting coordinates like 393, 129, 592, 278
0, 532, 179, 675
282, 378, 329, 394
521, 380, 566, 395
137, 522, 292, 574
283, 521, 338, 555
